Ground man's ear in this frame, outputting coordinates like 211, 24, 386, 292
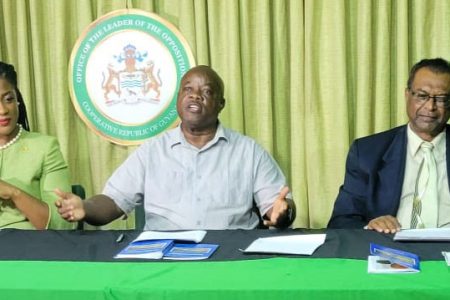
219, 98, 226, 111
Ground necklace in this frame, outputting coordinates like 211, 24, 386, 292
0, 124, 23, 150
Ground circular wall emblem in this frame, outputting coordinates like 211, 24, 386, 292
69, 9, 195, 145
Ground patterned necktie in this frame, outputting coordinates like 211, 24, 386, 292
411, 142, 438, 228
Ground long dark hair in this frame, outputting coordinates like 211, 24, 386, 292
0, 62, 30, 131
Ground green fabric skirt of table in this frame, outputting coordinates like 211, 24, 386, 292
2, 258, 449, 300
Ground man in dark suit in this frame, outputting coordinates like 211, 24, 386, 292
328, 58, 450, 233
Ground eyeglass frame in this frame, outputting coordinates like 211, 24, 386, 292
408, 88, 450, 108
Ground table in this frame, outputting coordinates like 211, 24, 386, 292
0, 229, 449, 300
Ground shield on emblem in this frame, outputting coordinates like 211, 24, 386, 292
119, 70, 145, 103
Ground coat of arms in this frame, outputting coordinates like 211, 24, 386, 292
69, 9, 195, 145
102, 44, 162, 105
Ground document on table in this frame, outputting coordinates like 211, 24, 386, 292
115, 241, 218, 260
367, 256, 419, 274
115, 239, 174, 259
368, 243, 420, 273
132, 230, 207, 243
163, 244, 219, 260
243, 234, 326, 255
393, 228, 450, 241
442, 252, 450, 266
114, 230, 215, 260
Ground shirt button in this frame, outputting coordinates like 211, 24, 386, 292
197, 198, 201, 202
196, 221, 201, 225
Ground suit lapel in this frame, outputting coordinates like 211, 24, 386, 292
446, 125, 450, 191
377, 126, 407, 213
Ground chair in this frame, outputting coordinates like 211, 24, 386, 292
135, 202, 145, 230
253, 202, 268, 229
71, 184, 86, 230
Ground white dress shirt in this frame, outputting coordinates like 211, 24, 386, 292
397, 124, 450, 228
103, 123, 288, 230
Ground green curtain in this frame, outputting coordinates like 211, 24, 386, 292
1, 0, 450, 229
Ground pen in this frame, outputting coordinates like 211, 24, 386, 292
116, 233, 124, 243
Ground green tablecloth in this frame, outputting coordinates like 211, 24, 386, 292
2, 258, 449, 300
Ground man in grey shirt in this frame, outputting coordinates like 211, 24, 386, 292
56, 65, 295, 230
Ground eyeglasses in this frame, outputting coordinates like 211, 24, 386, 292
409, 89, 450, 108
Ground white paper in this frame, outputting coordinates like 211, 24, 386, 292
367, 256, 419, 273
393, 228, 450, 241
243, 234, 326, 255
442, 252, 450, 266
133, 230, 207, 243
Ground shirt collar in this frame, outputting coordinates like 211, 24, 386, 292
407, 123, 446, 158
169, 122, 229, 149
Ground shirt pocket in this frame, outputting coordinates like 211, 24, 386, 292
228, 170, 251, 206
206, 167, 250, 207
147, 170, 185, 204
195, 167, 228, 207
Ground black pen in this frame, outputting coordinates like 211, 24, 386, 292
116, 233, 124, 243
